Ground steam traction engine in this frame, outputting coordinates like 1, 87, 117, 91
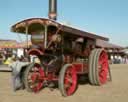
11, 0, 110, 97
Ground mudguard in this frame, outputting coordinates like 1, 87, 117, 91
10, 61, 30, 91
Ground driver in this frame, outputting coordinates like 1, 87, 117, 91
47, 33, 61, 49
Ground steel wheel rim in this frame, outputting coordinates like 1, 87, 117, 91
98, 51, 108, 84
27, 64, 44, 92
64, 66, 77, 96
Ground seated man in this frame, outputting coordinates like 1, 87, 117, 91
73, 37, 84, 56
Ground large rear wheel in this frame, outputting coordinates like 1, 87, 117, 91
89, 49, 109, 85
58, 64, 77, 97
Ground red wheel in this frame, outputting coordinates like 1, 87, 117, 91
24, 63, 45, 92
96, 50, 109, 85
89, 49, 109, 85
59, 64, 77, 97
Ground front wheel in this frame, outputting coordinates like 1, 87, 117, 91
23, 63, 45, 92
58, 64, 77, 97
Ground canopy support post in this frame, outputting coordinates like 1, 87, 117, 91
25, 24, 29, 49
44, 25, 48, 49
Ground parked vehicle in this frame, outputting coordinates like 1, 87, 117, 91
10, 0, 111, 97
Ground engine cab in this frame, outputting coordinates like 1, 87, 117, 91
30, 24, 60, 54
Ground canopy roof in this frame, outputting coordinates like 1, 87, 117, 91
96, 39, 124, 49
11, 18, 109, 41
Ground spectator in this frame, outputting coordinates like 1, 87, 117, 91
0, 54, 3, 64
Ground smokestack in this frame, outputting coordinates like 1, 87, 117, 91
49, 0, 57, 20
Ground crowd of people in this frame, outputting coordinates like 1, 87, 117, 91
110, 55, 128, 64
0, 50, 28, 66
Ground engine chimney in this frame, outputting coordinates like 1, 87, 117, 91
49, 0, 57, 20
